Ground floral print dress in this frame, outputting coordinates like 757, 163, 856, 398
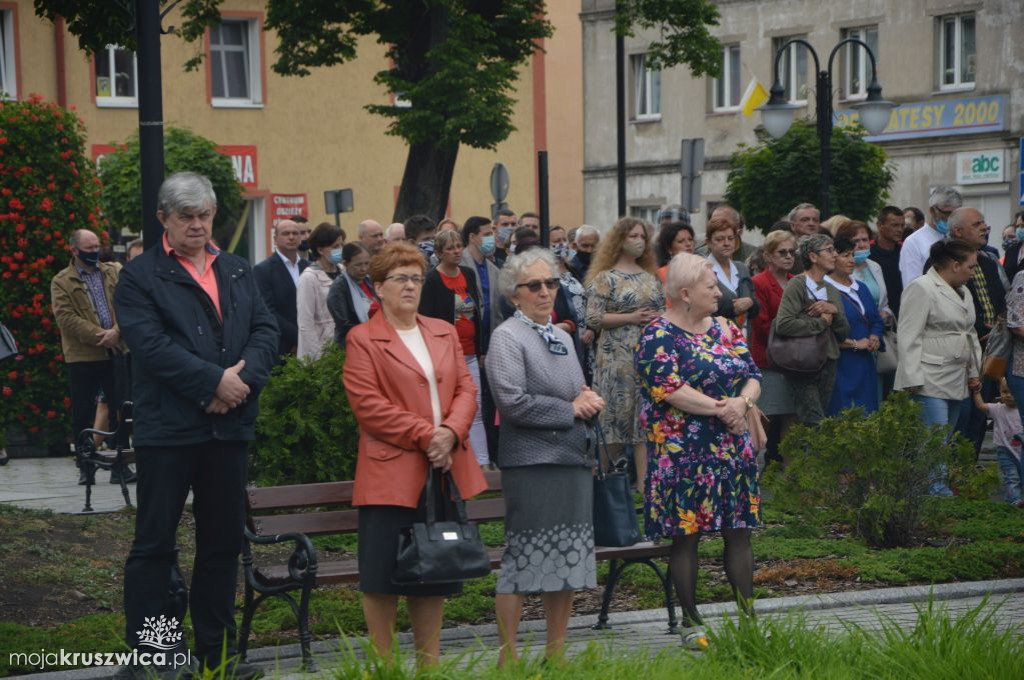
586, 269, 665, 445
635, 316, 762, 537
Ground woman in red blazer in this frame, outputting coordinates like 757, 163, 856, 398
750, 230, 797, 465
343, 242, 487, 667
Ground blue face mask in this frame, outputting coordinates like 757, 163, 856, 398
479, 235, 496, 256
328, 248, 344, 265
853, 249, 871, 265
568, 248, 578, 261
934, 219, 949, 236
498, 226, 515, 245
1016, 227, 1024, 241
418, 239, 435, 258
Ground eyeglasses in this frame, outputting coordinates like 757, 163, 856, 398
775, 248, 796, 257
515, 278, 560, 293
815, 246, 837, 255
384, 274, 426, 286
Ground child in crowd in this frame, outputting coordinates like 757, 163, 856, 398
972, 379, 1024, 507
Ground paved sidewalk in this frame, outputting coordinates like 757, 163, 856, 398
19, 579, 1024, 679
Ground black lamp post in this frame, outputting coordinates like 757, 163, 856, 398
759, 38, 896, 219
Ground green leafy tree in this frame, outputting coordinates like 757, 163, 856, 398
0, 94, 105, 446
98, 127, 243, 249
725, 121, 896, 232
37, 1, 724, 222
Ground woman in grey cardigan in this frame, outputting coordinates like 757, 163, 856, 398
486, 249, 605, 667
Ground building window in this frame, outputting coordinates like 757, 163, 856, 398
95, 45, 138, 107
629, 205, 660, 224
842, 26, 878, 100
630, 53, 661, 121
0, 8, 16, 100
939, 13, 975, 89
773, 36, 808, 104
210, 18, 263, 106
713, 43, 741, 111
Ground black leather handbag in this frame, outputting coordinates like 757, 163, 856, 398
392, 468, 491, 585
592, 422, 642, 547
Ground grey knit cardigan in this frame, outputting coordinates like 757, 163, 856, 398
485, 317, 594, 469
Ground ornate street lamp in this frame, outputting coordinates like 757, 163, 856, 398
759, 38, 896, 219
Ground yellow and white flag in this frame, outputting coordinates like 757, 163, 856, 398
739, 77, 769, 117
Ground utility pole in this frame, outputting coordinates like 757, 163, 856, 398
136, 0, 164, 248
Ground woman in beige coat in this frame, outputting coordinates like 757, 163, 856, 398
297, 222, 345, 359
895, 239, 981, 493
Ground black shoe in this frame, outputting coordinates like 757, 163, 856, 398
110, 467, 138, 484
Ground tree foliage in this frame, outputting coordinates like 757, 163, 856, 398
0, 95, 105, 445
98, 126, 243, 239
725, 121, 896, 232
614, 0, 722, 75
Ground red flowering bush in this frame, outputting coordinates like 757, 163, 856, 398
0, 94, 105, 445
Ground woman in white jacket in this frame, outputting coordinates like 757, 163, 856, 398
895, 239, 981, 493
297, 222, 345, 359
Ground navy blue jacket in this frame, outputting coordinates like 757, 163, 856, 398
254, 253, 308, 354
113, 245, 279, 446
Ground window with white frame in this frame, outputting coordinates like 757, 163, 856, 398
630, 53, 661, 120
939, 13, 975, 89
95, 45, 138, 106
0, 9, 16, 100
842, 26, 878, 99
773, 36, 808, 104
210, 18, 263, 106
713, 43, 741, 111
629, 205, 660, 224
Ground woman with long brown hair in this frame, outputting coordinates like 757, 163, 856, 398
585, 218, 664, 489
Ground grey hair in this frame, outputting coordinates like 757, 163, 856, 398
385, 223, 405, 240
69, 228, 96, 248
499, 248, 558, 300
665, 252, 713, 304
575, 224, 600, 240
157, 172, 217, 215
434, 229, 462, 252
356, 219, 377, 238
787, 202, 818, 222
929, 185, 963, 211
797, 233, 833, 269
948, 206, 982, 235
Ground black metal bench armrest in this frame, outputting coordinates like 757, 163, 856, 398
243, 527, 320, 585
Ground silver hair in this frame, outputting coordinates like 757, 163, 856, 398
797, 233, 833, 269
499, 249, 558, 300
385, 223, 405, 240
665, 252, 712, 303
357, 219, 378, 238
575, 224, 600, 240
787, 202, 818, 222
948, 206, 982, 235
157, 172, 217, 216
928, 185, 963, 211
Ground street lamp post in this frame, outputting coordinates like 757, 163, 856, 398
759, 39, 896, 219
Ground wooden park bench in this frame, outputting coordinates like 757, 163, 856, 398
239, 471, 677, 670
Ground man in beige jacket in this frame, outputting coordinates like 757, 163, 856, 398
51, 228, 133, 484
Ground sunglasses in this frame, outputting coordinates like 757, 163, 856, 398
775, 248, 796, 257
516, 278, 560, 293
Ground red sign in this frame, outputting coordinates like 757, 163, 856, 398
91, 144, 117, 166
271, 194, 309, 227
216, 145, 259, 188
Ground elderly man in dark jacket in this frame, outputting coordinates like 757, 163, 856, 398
113, 172, 277, 679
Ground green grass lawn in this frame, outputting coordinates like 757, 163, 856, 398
2, 484, 1023, 676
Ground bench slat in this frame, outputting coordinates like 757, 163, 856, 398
246, 481, 355, 511
250, 509, 359, 537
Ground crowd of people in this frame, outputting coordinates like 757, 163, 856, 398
24, 169, 1024, 674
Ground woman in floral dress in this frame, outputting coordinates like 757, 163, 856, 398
585, 217, 664, 488
635, 253, 761, 649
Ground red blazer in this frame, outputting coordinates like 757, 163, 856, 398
751, 270, 792, 368
343, 312, 486, 508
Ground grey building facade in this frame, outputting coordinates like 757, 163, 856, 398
582, 0, 1024, 245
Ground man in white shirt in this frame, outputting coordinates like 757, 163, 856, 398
254, 220, 308, 354
898, 186, 962, 289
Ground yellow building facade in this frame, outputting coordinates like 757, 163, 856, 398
2, 0, 583, 260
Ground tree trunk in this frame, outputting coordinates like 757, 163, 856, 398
392, 141, 459, 223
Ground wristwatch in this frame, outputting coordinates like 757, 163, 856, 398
742, 395, 756, 412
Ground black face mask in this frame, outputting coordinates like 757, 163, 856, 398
574, 251, 592, 266
298, 240, 310, 252
77, 250, 100, 267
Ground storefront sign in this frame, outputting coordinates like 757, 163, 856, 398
271, 194, 308, 227
91, 144, 118, 167
835, 94, 1005, 142
956, 149, 1005, 184
216, 145, 259, 188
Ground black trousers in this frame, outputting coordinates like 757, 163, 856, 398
123, 440, 248, 665
68, 359, 118, 448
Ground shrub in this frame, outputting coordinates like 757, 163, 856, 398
768, 392, 975, 548
251, 344, 360, 485
0, 94, 105, 445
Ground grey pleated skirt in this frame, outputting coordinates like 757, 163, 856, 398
496, 464, 597, 594
758, 368, 795, 416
